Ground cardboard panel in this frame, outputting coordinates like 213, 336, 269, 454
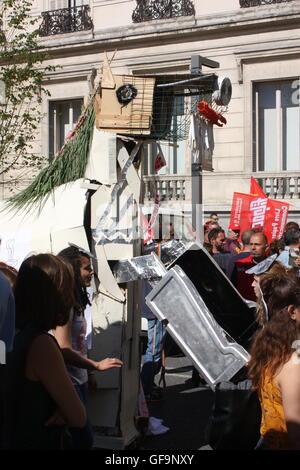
94, 244, 125, 301
117, 143, 141, 204
85, 127, 117, 185
0, 179, 87, 268
87, 389, 120, 427
96, 75, 155, 135
89, 291, 125, 388
51, 226, 90, 255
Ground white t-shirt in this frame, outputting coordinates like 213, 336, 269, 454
67, 310, 88, 386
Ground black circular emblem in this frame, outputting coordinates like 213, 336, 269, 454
116, 84, 138, 105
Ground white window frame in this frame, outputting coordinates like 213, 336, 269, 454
49, 98, 83, 158
253, 78, 300, 173
48, 0, 84, 10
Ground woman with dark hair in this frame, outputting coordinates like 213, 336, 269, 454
284, 221, 300, 232
56, 245, 122, 449
251, 262, 294, 326
248, 272, 300, 450
0, 262, 18, 288
4, 254, 86, 449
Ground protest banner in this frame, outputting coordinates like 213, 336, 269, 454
250, 176, 267, 198
229, 191, 289, 243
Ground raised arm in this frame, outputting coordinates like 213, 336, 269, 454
53, 311, 123, 372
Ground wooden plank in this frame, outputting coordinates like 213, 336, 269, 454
99, 114, 150, 121
101, 53, 116, 89
99, 118, 150, 129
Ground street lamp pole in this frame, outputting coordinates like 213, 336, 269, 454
190, 55, 219, 241
191, 161, 203, 241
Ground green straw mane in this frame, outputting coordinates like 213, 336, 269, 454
7, 102, 95, 212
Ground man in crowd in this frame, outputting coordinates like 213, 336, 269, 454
208, 228, 232, 277
203, 221, 220, 251
162, 222, 175, 241
284, 221, 299, 232
233, 231, 268, 301
140, 280, 165, 401
227, 229, 256, 280
223, 228, 241, 254
208, 227, 226, 254
206, 212, 219, 224
276, 229, 300, 268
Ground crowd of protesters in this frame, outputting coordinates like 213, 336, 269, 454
2, 214, 300, 450
203, 213, 300, 450
0, 247, 122, 450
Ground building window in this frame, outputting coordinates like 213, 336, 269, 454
253, 80, 300, 172
40, 1, 93, 36
49, 0, 84, 9
143, 95, 186, 176
132, 0, 195, 23
49, 99, 83, 159
240, 0, 294, 7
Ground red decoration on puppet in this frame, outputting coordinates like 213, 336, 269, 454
197, 101, 227, 127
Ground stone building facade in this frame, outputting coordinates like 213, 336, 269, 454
6, 0, 300, 230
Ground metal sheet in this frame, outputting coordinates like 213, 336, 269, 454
143, 239, 192, 267
146, 265, 249, 390
167, 242, 258, 349
113, 253, 167, 283
245, 254, 277, 275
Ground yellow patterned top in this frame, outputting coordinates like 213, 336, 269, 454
258, 372, 291, 450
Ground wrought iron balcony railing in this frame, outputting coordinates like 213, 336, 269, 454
132, 0, 195, 23
40, 5, 93, 36
240, 0, 294, 7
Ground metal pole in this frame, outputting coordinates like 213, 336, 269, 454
190, 56, 204, 242
189, 55, 219, 241
191, 162, 203, 242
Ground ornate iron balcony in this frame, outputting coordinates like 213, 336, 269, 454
240, 0, 294, 7
40, 5, 93, 36
132, 0, 195, 23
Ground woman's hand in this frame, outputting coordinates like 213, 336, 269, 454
95, 358, 123, 371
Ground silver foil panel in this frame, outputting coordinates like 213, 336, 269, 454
143, 239, 194, 268
145, 265, 249, 390
113, 253, 167, 283
245, 254, 277, 275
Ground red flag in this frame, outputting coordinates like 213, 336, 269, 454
264, 199, 289, 242
142, 214, 154, 244
229, 192, 256, 233
229, 192, 289, 244
250, 176, 267, 198
154, 144, 166, 172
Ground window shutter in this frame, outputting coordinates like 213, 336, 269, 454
49, 0, 68, 10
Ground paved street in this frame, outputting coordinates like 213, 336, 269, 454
139, 352, 214, 450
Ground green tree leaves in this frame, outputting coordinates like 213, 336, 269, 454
0, 0, 54, 180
